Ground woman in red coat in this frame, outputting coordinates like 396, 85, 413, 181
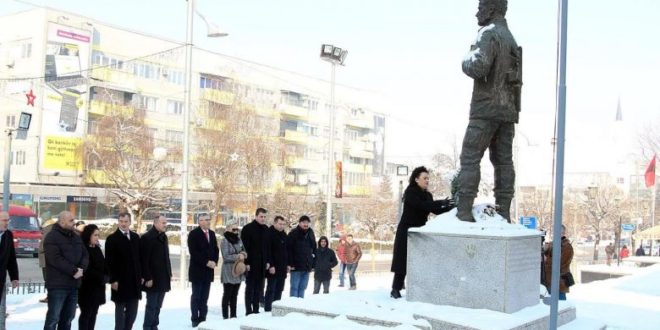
620, 245, 630, 259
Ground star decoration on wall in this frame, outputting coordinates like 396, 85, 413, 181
26, 89, 36, 106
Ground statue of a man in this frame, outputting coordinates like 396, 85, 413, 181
456, 0, 522, 223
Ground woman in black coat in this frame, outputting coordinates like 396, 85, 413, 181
390, 166, 454, 299
78, 224, 107, 330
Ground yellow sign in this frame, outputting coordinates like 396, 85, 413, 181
43, 136, 82, 171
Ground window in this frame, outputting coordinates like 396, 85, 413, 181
6, 115, 16, 128
165, 70, 184, 85
136, 95, 158, 112
87, 117, 98, 134
11, 150, 26, 166
200, 75, 231, 91
165, 130, 183, 144
21, 42, 32, 58
167, 100, 183, 115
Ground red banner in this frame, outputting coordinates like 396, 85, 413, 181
645, 155, 656, 188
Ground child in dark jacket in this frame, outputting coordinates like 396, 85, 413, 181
313, 236, 338, 294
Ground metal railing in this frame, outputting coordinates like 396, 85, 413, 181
5, 281, 46, 295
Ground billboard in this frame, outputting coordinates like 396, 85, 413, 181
40, 23, 91, 174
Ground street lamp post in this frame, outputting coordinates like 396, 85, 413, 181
320, 44, 348, 238
181, 0, 227, 288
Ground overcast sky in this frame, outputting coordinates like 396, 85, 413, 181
3, 0, 660, 185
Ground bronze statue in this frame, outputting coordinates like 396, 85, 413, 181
456, 0, 522, 223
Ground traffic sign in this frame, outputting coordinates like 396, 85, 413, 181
621, 223, 635, 232
519, 216, 537, 229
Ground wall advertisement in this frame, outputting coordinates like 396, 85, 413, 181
40, 22, 91, 174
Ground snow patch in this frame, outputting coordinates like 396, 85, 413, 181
413, 207, 542, 237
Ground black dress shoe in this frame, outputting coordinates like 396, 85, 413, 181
390, 289, 402, 299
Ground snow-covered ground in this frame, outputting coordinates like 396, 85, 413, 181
5, 263, 660, 329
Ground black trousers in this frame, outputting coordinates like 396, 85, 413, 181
78, 303, 100, 330
222, 283, 240, 319
244, 272, 265, 315
392, 272, 406, 291
114, 299, 139, 330
264, 276, 286, 311
190, 281, 211, 323
143, 291, 166, 330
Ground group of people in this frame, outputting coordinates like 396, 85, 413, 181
1, 207, 365, 330
238, 208, 362, 317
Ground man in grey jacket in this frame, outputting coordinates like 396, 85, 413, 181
43, 211, 89, 330
456, 0, 522, 223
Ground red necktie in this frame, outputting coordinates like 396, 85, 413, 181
204, 230, 209, 242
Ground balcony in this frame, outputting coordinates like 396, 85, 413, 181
283, 185, 307, 194
278, 103, 308, 118
285, 157, 319, 170
282, 130, 308, 144
90, 67, 137, 90
345, 185, 371, 196
85, 169, 113, 185
344, 163, 373, 174
88, 100, 134, 117
200, 89, 235, 106
347, 140, 373, 153
345, 117, 374, 129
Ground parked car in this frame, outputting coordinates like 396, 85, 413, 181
1, 205, 41, 257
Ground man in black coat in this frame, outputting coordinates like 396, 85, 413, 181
187, 214, 219, 327
0, 211, 19, 304
43, 211, 89, 330
140, 215, 172, 330
240, 207, 269, 315
287, 215, 316, 298
264, 216, 289, 311
105, 212, 142, 330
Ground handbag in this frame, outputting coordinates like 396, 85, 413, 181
561, 272, 575, 287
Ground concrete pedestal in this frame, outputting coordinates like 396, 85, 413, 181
407, 212, 542, 313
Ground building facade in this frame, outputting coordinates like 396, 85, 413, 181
0, 8, 385, 222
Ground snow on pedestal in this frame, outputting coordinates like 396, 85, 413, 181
407, 207, 542, 313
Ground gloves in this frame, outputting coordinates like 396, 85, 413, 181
439, 198, 456, 208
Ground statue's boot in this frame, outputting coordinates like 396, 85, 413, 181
496, 198, 512, 223
456, 195, 476, 222
494, 165, 515, 224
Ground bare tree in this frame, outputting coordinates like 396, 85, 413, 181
194, 87, 281, 229
267, 189, 323, 230
81, 88, 179, 232
579, 184, 625, 261
346, 179, 398, 270
519, 187, 553, 230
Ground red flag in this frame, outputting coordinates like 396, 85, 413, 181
645, 155, 656, 188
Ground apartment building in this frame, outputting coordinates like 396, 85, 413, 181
0, 7, 385, 222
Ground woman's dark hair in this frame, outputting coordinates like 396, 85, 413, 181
81, 224, 99, 246
409, 166, 429, 186
318, 236, 329, 246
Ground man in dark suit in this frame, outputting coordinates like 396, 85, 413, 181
140, 215, 172, 330
105, 212, 142, 330
240, 207, 269, 315
0, 211, 19, 304
264, 215, 288, 311
187, 214, 219, 327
